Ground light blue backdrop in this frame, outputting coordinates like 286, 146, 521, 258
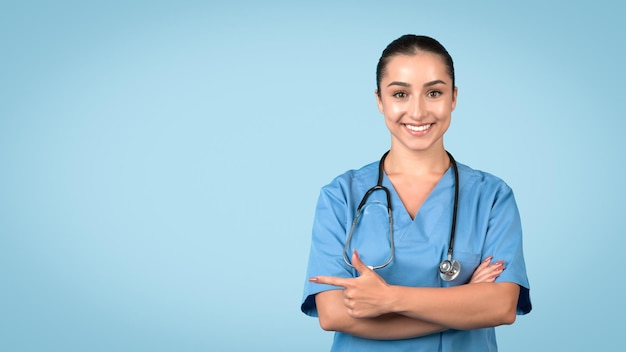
1, 1, 624, 351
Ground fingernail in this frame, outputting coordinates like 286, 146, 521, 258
484, 256, 492, 263
309, 277, 319, 282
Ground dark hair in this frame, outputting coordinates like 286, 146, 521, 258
376, 34, 455, 95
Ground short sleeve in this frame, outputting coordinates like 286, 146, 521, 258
484, 184, 532, 315
300, 184, 354, 317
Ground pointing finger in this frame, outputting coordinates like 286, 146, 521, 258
309, 275, 351, 288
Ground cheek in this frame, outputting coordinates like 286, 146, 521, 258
434, 104, 453, 119
382, 101, 404, 117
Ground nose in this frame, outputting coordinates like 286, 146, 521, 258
408, 95, 426, 120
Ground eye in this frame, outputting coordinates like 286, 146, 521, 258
392, 91, 407, 99
427, 90, 442, 98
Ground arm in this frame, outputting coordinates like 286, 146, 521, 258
388, 282, 519, 329
315, 290, 445, 340
312, 253, 507, 339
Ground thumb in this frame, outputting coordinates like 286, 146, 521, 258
351, 250, 374, 275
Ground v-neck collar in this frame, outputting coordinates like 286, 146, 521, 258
381, 166, 455, 242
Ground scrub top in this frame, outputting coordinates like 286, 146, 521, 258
301, 158, 532, 352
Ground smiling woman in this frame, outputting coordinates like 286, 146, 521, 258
301, 34, 531, 351
376, 53, 456, 166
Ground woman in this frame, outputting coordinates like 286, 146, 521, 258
301, 34, 531, 351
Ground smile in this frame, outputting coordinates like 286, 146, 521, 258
405, 123, 432, 132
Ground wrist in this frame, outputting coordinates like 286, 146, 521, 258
386, 285, 404, 314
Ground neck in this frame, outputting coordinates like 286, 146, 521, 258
384, 147, 450, 177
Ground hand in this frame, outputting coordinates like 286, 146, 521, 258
309, 250, 393, 319
469, 256, 505, 283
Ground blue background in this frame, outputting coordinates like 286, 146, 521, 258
1, 1, 624, 351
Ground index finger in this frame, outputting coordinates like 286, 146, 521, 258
309, 275, 352, 288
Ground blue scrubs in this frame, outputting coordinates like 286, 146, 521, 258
301, 158, 532, 351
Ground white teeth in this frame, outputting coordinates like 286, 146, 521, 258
406, 124, 431, 132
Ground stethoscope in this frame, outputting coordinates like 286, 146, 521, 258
342, 150, 461, 282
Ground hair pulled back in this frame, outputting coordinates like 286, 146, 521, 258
376, 35, 455, 95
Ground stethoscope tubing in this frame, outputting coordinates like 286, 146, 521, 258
343, 150, 460, 279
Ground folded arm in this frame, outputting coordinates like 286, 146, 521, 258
389, 282, 519, 330
316, 290, 445, 340
311, 251, 517, 339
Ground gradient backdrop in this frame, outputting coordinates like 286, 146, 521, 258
1, 1, 624, 351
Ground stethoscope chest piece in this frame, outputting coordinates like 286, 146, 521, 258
439, 258, 461, 282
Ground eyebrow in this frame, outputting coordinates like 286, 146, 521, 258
386, 80, 447, 88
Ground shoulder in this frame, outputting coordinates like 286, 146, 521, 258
320, 160, 379, 195
456, 162, 512, 192
455, 162, 517, 207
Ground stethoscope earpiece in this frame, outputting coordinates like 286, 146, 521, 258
439, 258, 461, 282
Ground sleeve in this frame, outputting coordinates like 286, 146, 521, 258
483, 183, 532, 315
300, 184, 355, 317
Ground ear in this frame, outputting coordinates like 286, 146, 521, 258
451, 86, 458, 111
375, 89, 384, 114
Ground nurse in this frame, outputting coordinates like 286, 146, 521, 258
301, 34, 531, 351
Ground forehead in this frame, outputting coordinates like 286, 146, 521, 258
382, 53, 451, 84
